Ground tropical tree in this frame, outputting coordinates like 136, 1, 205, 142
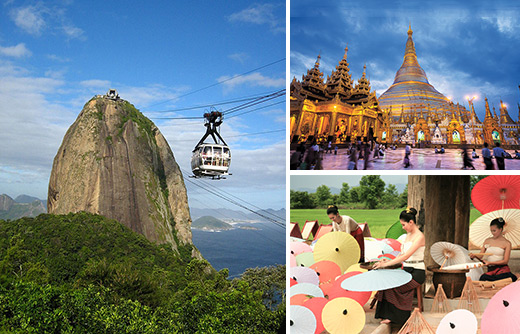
359, 175, 386, 209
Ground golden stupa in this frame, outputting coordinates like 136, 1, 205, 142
378, 25, 451, 119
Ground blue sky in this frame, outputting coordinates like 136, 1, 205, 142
291, 0, 520, 122
0, 1, 285, 210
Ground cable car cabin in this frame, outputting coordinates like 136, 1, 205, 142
191, 144, 231, 178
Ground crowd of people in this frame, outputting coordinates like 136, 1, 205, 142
290, 140, 520, 170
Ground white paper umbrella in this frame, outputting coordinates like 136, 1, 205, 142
442, 262, 484, 271
291, 283, 325, 298
431, 242, 468, 268
290, 266, 320, 286
340, 269, 412, 292
364, 238, 387, 261
290, 305, 317, 334
437, 309, 478, 334
470, 209, 520, 248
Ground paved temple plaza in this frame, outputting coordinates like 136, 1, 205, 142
290, 25, 520, 170
309, 147, 520, 170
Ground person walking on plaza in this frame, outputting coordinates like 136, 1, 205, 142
364, 142, 371, 170
404, 144, 411, 168
493, 142, 506, 170
327, 140, 332, 153
348, 144, 358, 170
462, 147, 475, 170
482, 142, 494, 170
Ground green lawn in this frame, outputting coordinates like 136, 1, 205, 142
291, 208, 484, 239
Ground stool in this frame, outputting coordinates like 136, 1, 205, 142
415, 285, 423, 312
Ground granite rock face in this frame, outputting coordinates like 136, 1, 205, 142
48, 96, 196, 255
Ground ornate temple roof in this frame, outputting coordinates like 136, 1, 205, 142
325, 46, 354, 99
378, 25, 450, 118
499, 100, 515, 124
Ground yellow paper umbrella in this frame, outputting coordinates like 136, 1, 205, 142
314, 232, 360, 273
321, 297, 365, 334
345, 263, 368, 274
470, 209, 520, 248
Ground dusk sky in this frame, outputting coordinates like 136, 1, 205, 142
291, 0, 520, 122
0, 1, 285, 210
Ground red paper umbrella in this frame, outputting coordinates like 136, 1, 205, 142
290, 294, 311, 306
381, 238, 402, 251
290, 278, 297, 287
309, 260, 342, 285
328, 272, 371, 306
303, 297, 328, 334
471, 175, 520, 214
319, 281, 334, 297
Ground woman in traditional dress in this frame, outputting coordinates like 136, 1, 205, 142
470, 217, 517, 282
326, 205, 364, 262
373, 207, 425, 326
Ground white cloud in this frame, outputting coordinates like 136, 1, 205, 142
80, 79, 112, 89
46, 54, 70, 62
62, 24, 85, 40
0, 43, 32, 58
228, 52, 249, 64
482, 12, 520, 37
228, 3, 284, 34
10, 5, 46, 35
217, 72, 285, 92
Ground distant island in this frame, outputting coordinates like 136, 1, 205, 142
192, 216, 233, 231
191, 216, 260, 231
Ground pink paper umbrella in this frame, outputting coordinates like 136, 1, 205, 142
328, 272, 371, 306
309, 260, 342, 285
303, 297, 328, 334
290, 241, 312, 256
290, 254, 297, 267
290, 266, 320, 285
481, 281, 520, 334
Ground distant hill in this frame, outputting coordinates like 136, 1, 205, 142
0, 194, 46, 220
190, 207, 285, 223
192, 216, 233, 230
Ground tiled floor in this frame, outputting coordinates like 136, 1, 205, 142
313, 148, 520, 170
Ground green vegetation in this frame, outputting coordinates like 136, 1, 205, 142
0, 212, 284, 333
118, 100, 155, 139
192, 216, 232, 230
290, 175, 407, 210
291, 208, 484, 238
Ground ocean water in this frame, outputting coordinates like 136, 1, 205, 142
192, 222, 285, 278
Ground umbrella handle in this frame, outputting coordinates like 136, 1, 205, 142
440, 256, 448, 270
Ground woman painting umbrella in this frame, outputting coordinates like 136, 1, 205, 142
372, 207, 425, 327
326, 205, 365, 262
469, 217, 518, 282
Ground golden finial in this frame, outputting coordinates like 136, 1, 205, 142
315, 54, 321, 67
408, 23, 413, 36
344, 44, 348, 59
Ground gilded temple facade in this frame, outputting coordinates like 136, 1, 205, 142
291, 25, 520, 146
378, 25, 519, 146
290, 47, 387, 144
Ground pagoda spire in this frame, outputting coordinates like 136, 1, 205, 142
499, 100, 515, 124
301, 53, 326, 94
484, 97, 493, 119
392, 24, 430, 85
493, 106, 499, 123
325, 45, 353, 99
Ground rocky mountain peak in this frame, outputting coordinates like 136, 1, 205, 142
48, 94, 196, 256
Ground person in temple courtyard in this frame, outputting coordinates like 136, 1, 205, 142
326, 205, 365, 262
470, 217, 518, 282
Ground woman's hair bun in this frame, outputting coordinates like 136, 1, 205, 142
326, 205, 339, 215
490, 217, 506, 229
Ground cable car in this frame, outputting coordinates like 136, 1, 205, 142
191, 110, 231, 179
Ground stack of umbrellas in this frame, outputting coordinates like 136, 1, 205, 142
290, 231, 411, 334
